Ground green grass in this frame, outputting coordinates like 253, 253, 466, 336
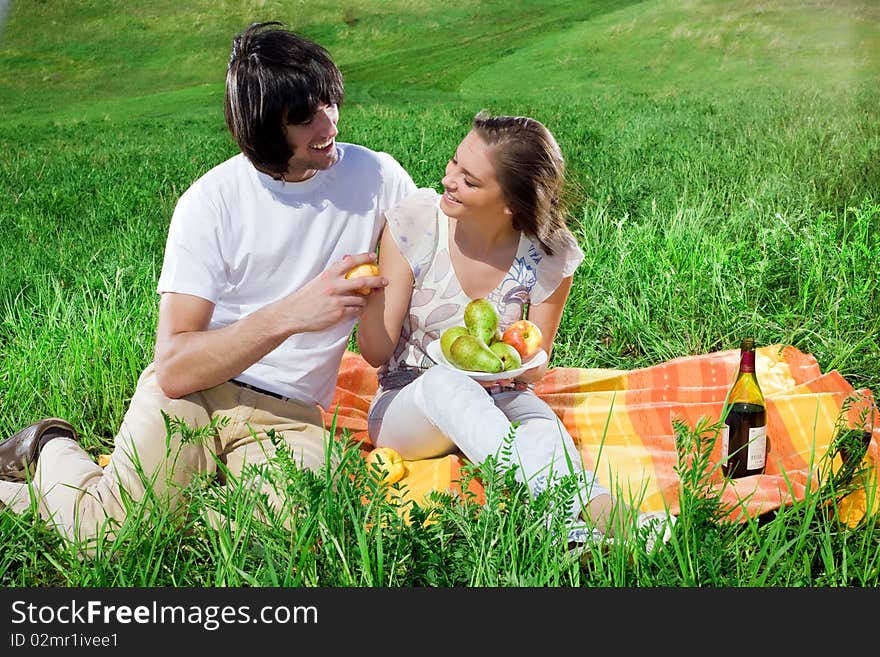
462, 0, 880, 99
1, 0, 878, 586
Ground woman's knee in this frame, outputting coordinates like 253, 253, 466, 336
416, 366, 491, 407
419, 364, 474, 391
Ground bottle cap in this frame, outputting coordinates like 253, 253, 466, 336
739, 338, 757, 373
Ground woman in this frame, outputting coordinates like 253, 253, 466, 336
356, 111, 669, 546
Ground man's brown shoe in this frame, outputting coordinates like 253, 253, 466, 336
0, 418, 77, 481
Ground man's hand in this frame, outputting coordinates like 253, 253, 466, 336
280, 252, 387, 334
154, 252, 387, 399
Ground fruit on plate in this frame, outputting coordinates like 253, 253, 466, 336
440, 325, 470, 361
502, 319, 543, 361
463, 298, 498, 345
490, 341, 522, 371
448, 334, 503, 373
367, 447, 406, 485
344, 262, 380, 295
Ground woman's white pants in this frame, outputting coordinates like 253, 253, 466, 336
369, 366, 609, 527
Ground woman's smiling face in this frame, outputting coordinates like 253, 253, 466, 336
439, 129, 510, 222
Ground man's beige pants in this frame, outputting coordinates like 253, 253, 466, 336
0, 363, 328, 547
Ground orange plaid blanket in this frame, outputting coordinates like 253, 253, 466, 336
322, 345, 878, 524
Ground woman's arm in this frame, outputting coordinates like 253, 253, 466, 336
514, 274, 574, 384
356, 224, 414, 367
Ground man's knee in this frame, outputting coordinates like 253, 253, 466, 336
283, 423, 329, 473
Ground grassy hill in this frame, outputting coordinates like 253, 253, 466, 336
3, 1, 877, 114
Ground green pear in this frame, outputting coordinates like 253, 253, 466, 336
464, 298, 499, 345
490, 341, 522, 371
440, 326, 469, 361
448, 334, 503, 373
490, 327, 504, 345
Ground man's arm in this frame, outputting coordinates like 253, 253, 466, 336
153, 252, 386, 399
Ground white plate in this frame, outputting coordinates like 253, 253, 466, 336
426, 339, 548, 382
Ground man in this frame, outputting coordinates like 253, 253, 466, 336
0, 22, 416, 546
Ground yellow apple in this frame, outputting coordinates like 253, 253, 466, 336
345, 263, 380, 295
366, 447, 406, 485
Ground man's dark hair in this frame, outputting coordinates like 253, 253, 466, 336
224, 21, 344, 176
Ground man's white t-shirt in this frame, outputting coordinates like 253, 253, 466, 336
157, 143, 416, 409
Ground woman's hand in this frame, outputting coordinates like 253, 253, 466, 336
477, 377, 514, 389
514, 362, 548, 385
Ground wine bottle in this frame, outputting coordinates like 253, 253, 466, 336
721, 338, 767, 478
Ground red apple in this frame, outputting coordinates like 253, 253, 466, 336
501, 320, 543, 361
